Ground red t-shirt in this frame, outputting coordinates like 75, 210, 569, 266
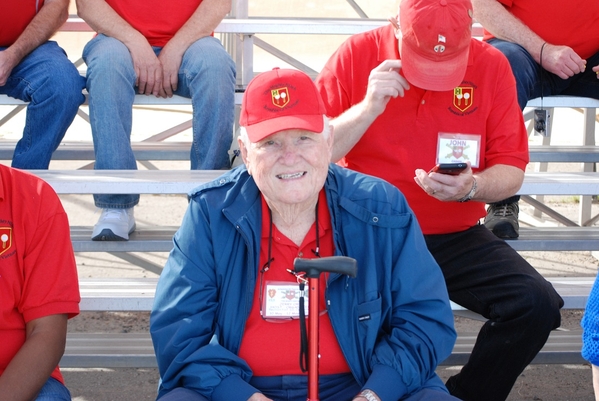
105, 0, 203, 47
315, 24, 528, 235
0, 0, 45, 47
238, 191, 350, 376
483, 0, 599, 59
0, 165, 80, 384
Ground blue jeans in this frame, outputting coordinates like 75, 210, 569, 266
157, 373, 460, 401
0, 41, 85, 169
486, 40, 599, 207
82, 34, 236, 209
426, 225, 563, 401
487, 38, 599, 111
35, 377, 72, 401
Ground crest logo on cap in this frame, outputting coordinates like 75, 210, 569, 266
271, 87, 290, 108
0, 227, 12, 256
453, 87, 474, 112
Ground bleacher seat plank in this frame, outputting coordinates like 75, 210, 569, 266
0, 141, 192, 161
31, 170, 224, 194
517, 172, 599, 196
78, 277, 592, 313
527, 96, 599, 109
62, 333, 156, 368
443, 329, 584, 366
508, 227, 599, 252
1, 143, 596, 163
61, 329, 584, 368
80, 278, 158, 311
71, 226, 178, 252
529, 145, 599, 163
20, 170, 599, 195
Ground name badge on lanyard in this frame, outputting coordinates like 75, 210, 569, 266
436, 132, 481, 168
262, 281, 309, 319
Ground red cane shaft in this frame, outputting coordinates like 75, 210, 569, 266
307, 277, 320, 401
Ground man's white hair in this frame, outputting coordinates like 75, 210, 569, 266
238, 115, 331, 148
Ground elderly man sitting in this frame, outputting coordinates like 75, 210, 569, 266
150, 68, 459, 401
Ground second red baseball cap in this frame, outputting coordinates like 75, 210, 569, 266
400, 0, 473, 91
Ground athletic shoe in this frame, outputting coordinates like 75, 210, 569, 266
91, 208, 136, 241
484, 202, 519, 238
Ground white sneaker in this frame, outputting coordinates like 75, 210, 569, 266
91, 208, 136, 241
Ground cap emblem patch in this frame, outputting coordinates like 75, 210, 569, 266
271, 87, 290, 108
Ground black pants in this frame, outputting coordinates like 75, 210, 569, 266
425, 225, 563, 401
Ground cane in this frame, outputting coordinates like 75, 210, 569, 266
293, 256, 358, 401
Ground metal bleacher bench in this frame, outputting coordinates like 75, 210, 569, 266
63, 276, 591, 368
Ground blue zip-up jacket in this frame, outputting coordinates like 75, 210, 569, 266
150, 164, 456, 401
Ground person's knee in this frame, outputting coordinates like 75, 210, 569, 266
30, 65, 85, 109
487, 39, 536, 92
515, 276, 563, 330
84, 36, 135, 86
183, 38, 235, 80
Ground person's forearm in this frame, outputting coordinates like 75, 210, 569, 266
330, 100, 379, 162
472, 164, 524, 203
76, 0, 147, 49
4, 0, 69, 65
167, 0, 231, 52
0, 315, 68, 401
472, 0, 545, 62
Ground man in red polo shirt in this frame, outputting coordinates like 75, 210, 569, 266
0, 0, 85, 169
0, 164, 80, 399
472, 0, 599, 238
315, 0, 563, 400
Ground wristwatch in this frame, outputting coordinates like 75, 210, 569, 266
458, 177, 477, 202
356, 389, 378, 401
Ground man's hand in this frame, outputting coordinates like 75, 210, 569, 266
364, 59, 410, 119
157, 40, 186, 98
247, 392, 274, 401
414, 163, 474, 202
128, 39, 166, 97
0, 50, 19, 86
541, 44, 587, 80
593, 64, 599, 79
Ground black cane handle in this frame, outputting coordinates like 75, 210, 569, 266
293, 256, 357, 279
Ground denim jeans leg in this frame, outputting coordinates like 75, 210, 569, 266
173, 36, 235, 170
425, 225, 563, 401
34, 377, 72, 401
486, 38, 542, 111
83, 34, 140, 209
0, 41, 85, 169
560, 50, 599, 100
483, 39, 540, 206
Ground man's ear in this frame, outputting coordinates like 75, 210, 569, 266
238, 137, 250, 172
327, 125, 335, 147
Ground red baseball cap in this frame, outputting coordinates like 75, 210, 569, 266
399, 0, 473, 91
240, 68, 326, 142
